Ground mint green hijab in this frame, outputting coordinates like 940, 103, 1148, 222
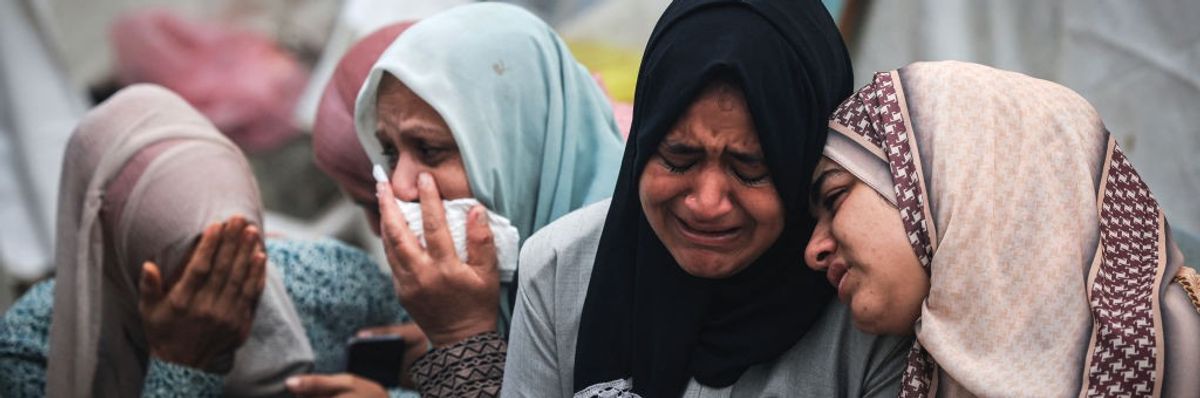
355, 3, 623, 242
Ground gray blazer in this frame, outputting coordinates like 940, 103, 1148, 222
502, 200, 913, 397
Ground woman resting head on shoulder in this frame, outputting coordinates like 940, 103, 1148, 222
805, 61, 1200, 397
505, 0, 914, 397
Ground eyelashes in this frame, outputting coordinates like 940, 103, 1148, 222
822, 188, 847, 213
661, 157, 693, 174
379, 140, 452, 168
657, 155, 770, 186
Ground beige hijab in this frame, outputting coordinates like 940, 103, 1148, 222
46, 85, 313, 397
826, 61, 1199, 397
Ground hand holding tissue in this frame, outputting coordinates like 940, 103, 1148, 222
372, 165, 519, 282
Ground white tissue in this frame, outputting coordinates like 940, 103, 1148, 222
373, 165, 519, 282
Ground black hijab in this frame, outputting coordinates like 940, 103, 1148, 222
573, 0, 853, 396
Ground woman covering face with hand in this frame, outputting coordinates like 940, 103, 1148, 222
806, 61, 1200, 397
1, 85, 419, 398
44, 84, 311, 397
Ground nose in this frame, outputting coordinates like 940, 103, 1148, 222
389, 155, 421, 202
683, 166, 734, 221
805, 217, 836, 271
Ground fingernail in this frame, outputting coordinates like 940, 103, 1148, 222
286, 377, 300, 388
474, 207, 487, 225
357, 330, 373, 337
372, 164, 390, 183
418, 172, 432, 188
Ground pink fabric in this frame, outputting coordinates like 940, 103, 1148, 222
591, 74, 632, 139
110, 8, 308, 152
312, 22, 414, 198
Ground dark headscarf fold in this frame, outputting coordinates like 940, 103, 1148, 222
573, 0, 852, 396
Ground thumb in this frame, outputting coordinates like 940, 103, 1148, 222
139, 261, 165, 307
286, 374, 355, 395
465, 205, 497, 272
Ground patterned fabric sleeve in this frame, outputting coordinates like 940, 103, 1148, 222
409, 331, 506, 398
0, 281, 54, 398
0, 280, 225, 398
140, 359, 222, 397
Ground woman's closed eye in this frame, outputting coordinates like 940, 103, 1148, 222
821, 187, 847, 213
660, 156, 695, 174
811, 168, 851, 215
728, 152, 769, 186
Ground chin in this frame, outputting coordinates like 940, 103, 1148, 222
672, 250, 751, 279
850, 311, 916, 336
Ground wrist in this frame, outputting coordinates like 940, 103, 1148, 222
428, 322, 497, 348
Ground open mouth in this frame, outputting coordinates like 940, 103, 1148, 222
673, 214, 741, 247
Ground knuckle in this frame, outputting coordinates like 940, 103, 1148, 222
168, 298, 189, 314
470, 232, 494, 246
191, 263, 212, 275
423, 217, 441, 234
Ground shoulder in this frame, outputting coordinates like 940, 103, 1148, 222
737, 301, 910, 396
266, 238, 377, 270
0, 280, 56, 350
518, 199, 609, 287
265, 238, 391, 293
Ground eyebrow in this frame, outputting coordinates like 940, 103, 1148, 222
725, 149, 764, 164
399, 125, 453, 143
376, 121, 455, 145
809, 168, 848, 206
660, 141, 704, 156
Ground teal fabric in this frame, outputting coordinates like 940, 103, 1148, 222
355, 3, 624, 242
0, 239, 418, 398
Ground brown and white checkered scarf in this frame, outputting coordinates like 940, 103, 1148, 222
825, 61, 1198, 397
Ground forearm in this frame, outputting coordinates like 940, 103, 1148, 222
409, 331, 506, 398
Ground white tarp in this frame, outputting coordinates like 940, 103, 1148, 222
0, 0, 88, 280
852, 0, 1200, 240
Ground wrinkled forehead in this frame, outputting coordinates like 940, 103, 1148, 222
662, 79, 761, 148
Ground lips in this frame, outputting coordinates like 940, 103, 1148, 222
826, 262, 849, 301
673, 214, 741, 247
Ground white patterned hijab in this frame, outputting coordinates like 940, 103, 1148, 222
47, 85, 312, 397
825, 61, 1197, 397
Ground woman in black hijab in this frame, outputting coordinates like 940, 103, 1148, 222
501, 0, 912, 396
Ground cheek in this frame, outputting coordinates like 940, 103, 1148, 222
433, 157, 473, 199
851, 268, 926, 335
638, 165, 686, 219
735, 187, 784, 240
833, 188, 929, 334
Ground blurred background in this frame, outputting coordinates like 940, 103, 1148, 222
2, 0, 1197, 311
